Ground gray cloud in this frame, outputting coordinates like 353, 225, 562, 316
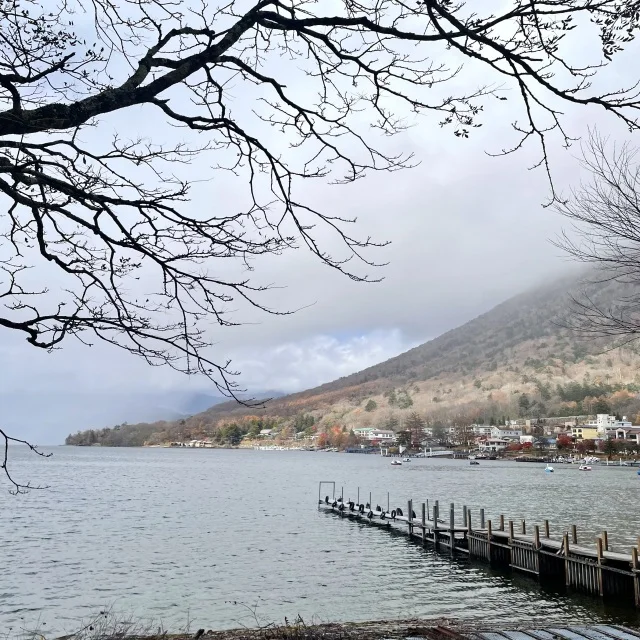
1, 18, 638, 444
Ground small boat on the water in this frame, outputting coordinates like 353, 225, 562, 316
391, 460, 402, 466
545, 465, 554, 473
579, 465, 592, 471
402, 457, 411, 462
470, 460, 480, 466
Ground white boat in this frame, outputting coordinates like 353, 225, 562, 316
545, 465, 554, 473
579, 465, 592, 471
391, 460, 402, 466
402, 457, 411, 462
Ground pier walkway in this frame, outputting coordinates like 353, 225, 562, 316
318, 482, 640, 608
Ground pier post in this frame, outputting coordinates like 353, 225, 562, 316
602, 530, 609, 552
408, 499, 413, 536
421, 503, 426, 546
467, 509, 472, 535
357, 487, 360, 506
369, 492, 372, 508
449, 503, 455, 555
500, 514, 505, 531
387, 492, 390, 513
462, 505, 468, 528
521, 519, 526, 535
632, 546, 640, 607
571, 524, 577, 545
544, 520, 550, 538
433, 504, 439, 550
480, 508, 485, 529
534, 525, 540, 549
509, 520, 514, 543
487, 520, 493, 563
597, 537, 604, 596
564, 532, 570, 587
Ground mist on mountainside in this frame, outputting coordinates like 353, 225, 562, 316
66, 271, 640, 446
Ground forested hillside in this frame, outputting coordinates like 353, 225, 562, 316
66, 273, 640, 446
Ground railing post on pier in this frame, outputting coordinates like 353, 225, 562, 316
632, 546, 640, 607
571, 524, 577, 545
544, 520, 550, 538
462, 505, 468, 528
433, 504, 439, 550
408, 499, 413, 536
509, 520, 514, 543
534, 525, 540, 549
597, 536, 604, 596
487, 520, 493, 563
480, 508, 485, 530
564, 532, 570, 588
421, 503, 426, 546
449, 503, 455, 555
499, 514, 505, 531
602, 530, 609, 552
467, 509, 472, 536
521, 519, 526, 535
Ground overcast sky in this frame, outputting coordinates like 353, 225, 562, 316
1, 4, 638, 444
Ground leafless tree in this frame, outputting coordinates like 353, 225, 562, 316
556, 131, 640, 345
2, 0, 640, 488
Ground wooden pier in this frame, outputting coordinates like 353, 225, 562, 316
318, 482, 640, 608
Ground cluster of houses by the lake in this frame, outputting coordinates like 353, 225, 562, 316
350, 413, 640, 453
164, 413, 640, 451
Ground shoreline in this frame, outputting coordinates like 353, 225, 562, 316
61, 617, 640, 640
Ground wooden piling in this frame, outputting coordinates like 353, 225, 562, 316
571, 524, 577, 545
487, 520, 493, 563
597, 537, 604, 596
480, 508, 485, 529
534, 525, 540, 549
602, 530, 609, 552
544, 519, 550, 538
467, 509, 472, 535
521, 519, 526, 535
449, 503, 455, 555
408, 499, 413, 535
509, 520, 514, 543
632, 546, 640, 607
433, 504, 439, 551
421, 502, 426, 546
463, 505, 468, 528
564, 532, 570, 587
500, 514, 505, 531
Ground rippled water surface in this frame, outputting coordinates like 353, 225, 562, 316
3, 447, 640, 635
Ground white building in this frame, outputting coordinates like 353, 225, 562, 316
354, 427, 396, 442
472, 425, 493, 436
369, 429, 396, 442
614, 427, 640, 444
491, 427, 522, 440
520, 435, 534, 444
479, 438, 509, 452
588, 414, 633, 435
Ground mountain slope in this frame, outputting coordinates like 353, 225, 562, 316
66, 272, 640, 445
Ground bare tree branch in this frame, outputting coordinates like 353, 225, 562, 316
2, 0, 640, 489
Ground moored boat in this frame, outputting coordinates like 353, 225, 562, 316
391, 460, 402, 466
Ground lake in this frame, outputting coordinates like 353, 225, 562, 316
3, 447, 640, 636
